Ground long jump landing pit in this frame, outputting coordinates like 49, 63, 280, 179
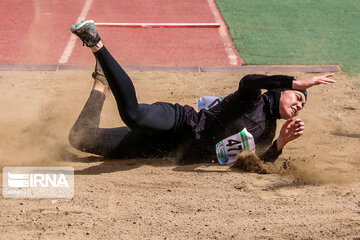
0, 69, 359, 239
1, 0, 359, 239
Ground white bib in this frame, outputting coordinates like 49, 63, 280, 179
216, 128, 255, 165
197, 96, 224, 111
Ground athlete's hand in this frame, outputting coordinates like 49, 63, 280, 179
276, 118, 305, 151
292, 73, 336, 90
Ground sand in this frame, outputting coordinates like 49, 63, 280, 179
0, 70, 359, 239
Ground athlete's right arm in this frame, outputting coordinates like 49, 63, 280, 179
292, 73, 336, 90
206, 75, 294, 122
239, 74, 294, 92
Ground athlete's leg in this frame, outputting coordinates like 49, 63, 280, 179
68, 81, 127, 156
69, 86, 173, 158
69, 61, 175, 157
70, 20, 178, 137
94, 46, 177, 135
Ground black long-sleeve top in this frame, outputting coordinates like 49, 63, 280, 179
179, 74, 294, 164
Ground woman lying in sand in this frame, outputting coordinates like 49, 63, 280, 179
68, 20, 335, 165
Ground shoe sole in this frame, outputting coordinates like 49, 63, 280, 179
70, 20, 94, 32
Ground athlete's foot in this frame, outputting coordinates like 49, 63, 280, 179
92, 80, 109, 96
92, 58, 108, 85
91, 58, 108, 95
70, 20, 102, 49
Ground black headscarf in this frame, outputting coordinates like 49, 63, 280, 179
263, 89, 307, 119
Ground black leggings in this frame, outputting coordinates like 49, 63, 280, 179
69, 46, 180, 158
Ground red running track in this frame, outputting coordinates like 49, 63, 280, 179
1, 0, 241, 67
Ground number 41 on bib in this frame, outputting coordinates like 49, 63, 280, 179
216, 128, 255, 165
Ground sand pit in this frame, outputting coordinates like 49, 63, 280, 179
0, 70, 359, 239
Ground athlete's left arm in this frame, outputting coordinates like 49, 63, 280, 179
258, 140, 282, 162
259, 119, 305, 162
259, 118, 305, 162
276, 118, 305, 151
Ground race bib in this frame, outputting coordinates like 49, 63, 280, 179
216, 128, 255, 165
197, 96, 224, 111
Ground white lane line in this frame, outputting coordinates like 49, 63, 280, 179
207, 0, 243, 65
58, 0, 93, 64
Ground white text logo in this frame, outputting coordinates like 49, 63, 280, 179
3, 167, 74, 198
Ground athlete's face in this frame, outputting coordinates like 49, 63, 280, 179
279, 90, 306, 119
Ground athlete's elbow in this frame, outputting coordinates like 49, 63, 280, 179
239, 74, 262, 90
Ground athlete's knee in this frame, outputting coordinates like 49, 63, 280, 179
68, 126, 88, 151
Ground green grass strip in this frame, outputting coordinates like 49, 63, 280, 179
216, 0, 360, 74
